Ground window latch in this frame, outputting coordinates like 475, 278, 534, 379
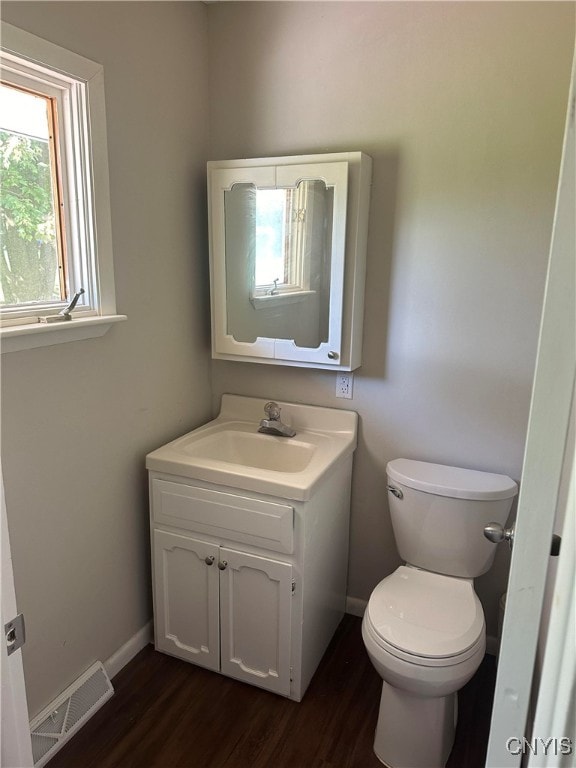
39, 289, 85, 324
59, 288, 85, 320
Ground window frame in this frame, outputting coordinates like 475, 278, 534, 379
1, 77, 69, 312
0, 22, 125, 353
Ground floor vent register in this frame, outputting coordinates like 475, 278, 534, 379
30, 661, 114, 767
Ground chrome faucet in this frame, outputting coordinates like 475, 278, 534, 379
258, 402, 296, 438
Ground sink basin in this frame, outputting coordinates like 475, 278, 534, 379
146, 395, 357, 501
180, 430, 316, 473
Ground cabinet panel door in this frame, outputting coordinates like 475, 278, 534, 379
274, 162, 348, 366
153, 530, 219, 671
210, 165, 277, 359
219, 548, 292, 696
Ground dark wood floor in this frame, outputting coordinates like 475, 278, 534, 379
48, 615, 496, 768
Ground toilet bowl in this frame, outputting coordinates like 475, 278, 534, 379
362, 566, 486, 767
362, 459, 518, 768
364, 566, 485, 693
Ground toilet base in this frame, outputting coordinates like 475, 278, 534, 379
373, 680, 457, 768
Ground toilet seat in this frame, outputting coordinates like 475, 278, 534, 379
366, 566, 485, 667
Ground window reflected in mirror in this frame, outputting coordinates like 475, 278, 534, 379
254, 188, 288, 291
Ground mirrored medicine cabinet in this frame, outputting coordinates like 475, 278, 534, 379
207, 151, 372, 370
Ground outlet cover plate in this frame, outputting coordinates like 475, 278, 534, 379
336, 373, 353, 399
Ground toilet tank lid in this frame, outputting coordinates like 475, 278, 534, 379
387, 459, 518, 500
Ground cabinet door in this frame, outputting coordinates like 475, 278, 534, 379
219, 548, 293, 696
273, 162, 348, 366
210, 165, 277, 360
153, 530, 219, 671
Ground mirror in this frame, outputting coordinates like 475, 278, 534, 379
224, 179, 334, 348
208, 153, 371, 370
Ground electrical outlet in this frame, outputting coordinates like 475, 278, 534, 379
336, 373, 353, 399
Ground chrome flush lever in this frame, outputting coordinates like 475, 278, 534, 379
386, 484, 403, 500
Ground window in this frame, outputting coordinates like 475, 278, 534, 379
1, 82, 66, 308
0, 22, 124, 352
253, 187, 309, 295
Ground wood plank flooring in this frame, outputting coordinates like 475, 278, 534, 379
48, 615, 496, 768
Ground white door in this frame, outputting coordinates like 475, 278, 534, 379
527, 459, 575, 768
1, 468, 33, 768
485, 51, 575, 767
153, 530, 220, 671
219, 547, 293, 696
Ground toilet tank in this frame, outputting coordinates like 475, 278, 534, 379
386, 459, 518, 578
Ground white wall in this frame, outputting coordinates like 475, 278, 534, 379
0, 2, 212, 718
206, 1, 575, 635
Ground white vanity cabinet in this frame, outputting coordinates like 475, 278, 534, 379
148, 460, 353, 701
147, 395, 357, 701
153, 529, 293, 696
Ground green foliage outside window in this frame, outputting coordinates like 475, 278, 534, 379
0, 130, 60, 306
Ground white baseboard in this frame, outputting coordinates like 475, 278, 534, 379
103, 621, 153, 681
346, 595, 367, 617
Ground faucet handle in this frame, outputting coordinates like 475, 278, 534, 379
264, 401, 281, 420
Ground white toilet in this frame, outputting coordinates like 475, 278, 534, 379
362, 458, 518, 768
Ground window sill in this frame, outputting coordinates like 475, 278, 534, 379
250, 290, 315, 310
0, 314, 127, 354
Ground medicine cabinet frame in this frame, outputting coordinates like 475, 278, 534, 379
208, 151, 372, 370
